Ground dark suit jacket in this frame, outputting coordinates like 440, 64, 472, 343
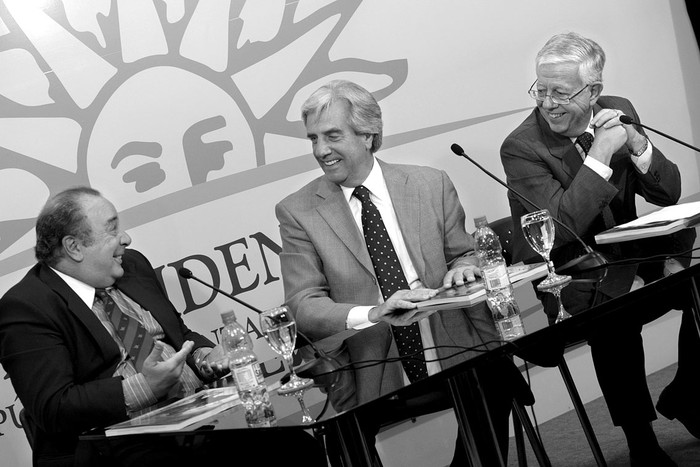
0, 249, 213, 466
275, 159, 499, 409
501, 96, 689, 313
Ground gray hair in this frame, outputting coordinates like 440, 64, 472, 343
536, 32, 606, 85
301, 80, 383, 153
35, 186, 102, 266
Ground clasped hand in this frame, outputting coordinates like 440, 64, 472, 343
589, 108, 645, 164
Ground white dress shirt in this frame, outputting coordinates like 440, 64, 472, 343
341, 158, 441, 377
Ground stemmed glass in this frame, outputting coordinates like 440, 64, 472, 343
260, 305, 315, 422
521, 209, 572, 323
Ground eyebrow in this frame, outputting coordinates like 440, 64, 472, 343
105, 216, 119, 229
307, 127, 343, 138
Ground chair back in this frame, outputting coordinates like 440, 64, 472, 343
488, 216, 514, 266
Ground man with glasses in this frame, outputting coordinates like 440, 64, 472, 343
500, 32, 699, 466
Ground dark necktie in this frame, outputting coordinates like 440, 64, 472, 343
575, 132, 619, 240
94, 288, 154, 371
353, 185, 429, 382
576, 132, 594, 156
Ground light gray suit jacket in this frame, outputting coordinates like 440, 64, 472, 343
275, 159, 498, 408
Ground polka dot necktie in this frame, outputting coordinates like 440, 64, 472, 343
353, 185, 429, 382
94, 288, 155, 372
576, 132, 594, 157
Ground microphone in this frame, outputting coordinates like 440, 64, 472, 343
177, 267, 340, 387
450, 143, 608, 274
178, 267, 266, 314
620, 115, 700, 153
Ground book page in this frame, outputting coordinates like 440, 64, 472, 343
620, 201, 700, 228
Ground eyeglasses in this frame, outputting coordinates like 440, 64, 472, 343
528, 79, 589, 105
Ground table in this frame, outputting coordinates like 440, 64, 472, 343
80, 261, 700, 467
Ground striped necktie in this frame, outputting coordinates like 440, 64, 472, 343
94, 288, 155, 371
353, 185, 429, 383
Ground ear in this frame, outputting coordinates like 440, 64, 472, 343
588, 82, 603, 105
363, 133, 374, 151
62, 236, 84, 262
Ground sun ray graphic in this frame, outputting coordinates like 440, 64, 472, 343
0, 0, 526, 277
0, 0, 412, 272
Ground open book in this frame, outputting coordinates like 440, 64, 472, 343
594, 201, 700, 244
105, 387, 241, 437
415, 262, 547, 312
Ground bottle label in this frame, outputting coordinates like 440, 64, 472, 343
482, 263, 510, 290
233, 363, 264, 391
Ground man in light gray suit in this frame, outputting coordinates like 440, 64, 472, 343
276, 80, 525, 465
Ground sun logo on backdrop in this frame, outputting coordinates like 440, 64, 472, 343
0, 0, 409, 270
0, 0, 528, 277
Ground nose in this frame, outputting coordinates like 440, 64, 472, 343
120, 231, 132, 246
314, 140, 332, 158
541, 95, 559, 109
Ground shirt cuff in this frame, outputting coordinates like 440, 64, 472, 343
122, 373, 158, 414
346, 305, 377, 330
583, 156, 613, 181
630, 140, 653, 174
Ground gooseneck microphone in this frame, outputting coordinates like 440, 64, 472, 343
178, 267, 265, 314
619, 115, 700, 153
178, 266, 312, 343
450, 143, 608, 274
177, 267, 339, 385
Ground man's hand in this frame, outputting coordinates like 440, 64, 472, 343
442, 263, 481, 289
368, 288, 438, 326
198, 344, 229, 379
142, 340, 194, 398
590, 108, 645, 163
442, 260, 480, 289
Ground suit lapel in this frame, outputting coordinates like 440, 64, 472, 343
39, 265, 118, 361
315, 178, 375, 276
382, 162, 426, 277
536, 111, 583, 182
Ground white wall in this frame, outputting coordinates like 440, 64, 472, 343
1, 1, 699, 464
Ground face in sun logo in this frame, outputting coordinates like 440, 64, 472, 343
0, 0, 410, 273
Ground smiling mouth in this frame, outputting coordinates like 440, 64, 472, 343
323, 159, 340, 166
548, 112, 565, 119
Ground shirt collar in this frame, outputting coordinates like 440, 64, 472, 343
50, 266, 99, 309
340, 157, 389, 202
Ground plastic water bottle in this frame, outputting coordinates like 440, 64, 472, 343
220, 311, 276, 427
473, 216, 526, 340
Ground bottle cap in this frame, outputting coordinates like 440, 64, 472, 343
474, 216, 488, 228
221, 310, 237, 323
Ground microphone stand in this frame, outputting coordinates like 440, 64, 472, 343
620, 115, 700, 153
450, 143, 608, 275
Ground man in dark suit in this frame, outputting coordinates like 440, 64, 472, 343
277, 80, 527, 465
0, 187, 325, 467
500, 32, 699, 466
